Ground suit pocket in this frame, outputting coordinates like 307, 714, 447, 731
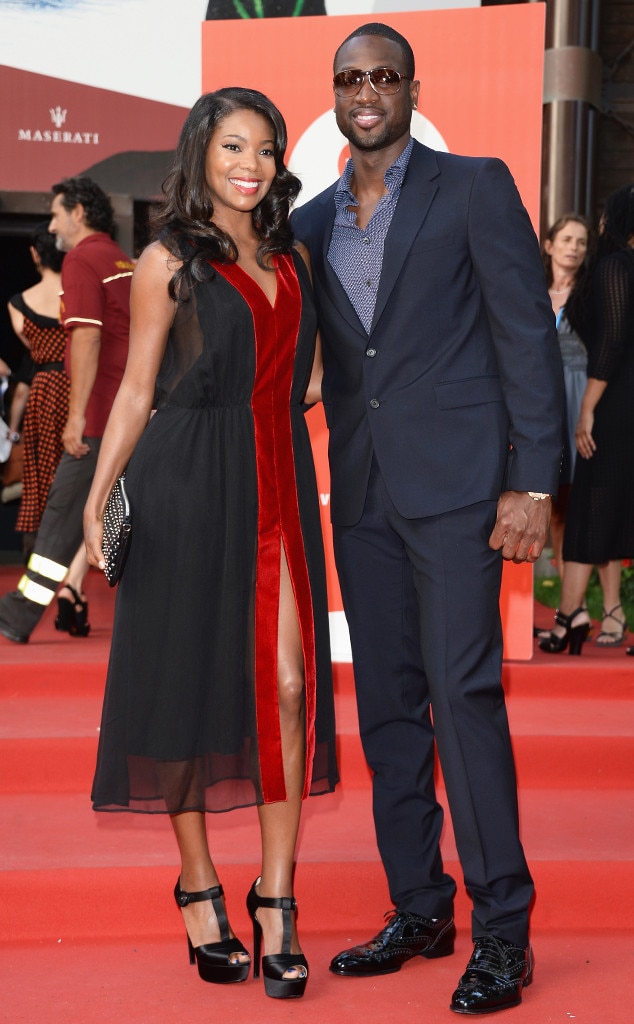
434, 375, 504, 409
409, 233, 457, 256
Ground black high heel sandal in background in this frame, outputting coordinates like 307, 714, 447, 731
246, 878, 308, 999
55, 584, 90, 637
538, 606, 590, 656
174, 879, 250, 985
595, 604, 628, 647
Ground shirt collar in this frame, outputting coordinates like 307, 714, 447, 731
334, 137, 414, 210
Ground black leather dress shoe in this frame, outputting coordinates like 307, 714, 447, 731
330, 910, 455, 977
450, 935, 533, 1014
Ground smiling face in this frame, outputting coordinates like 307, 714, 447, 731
333, 34, 419, 157
204, 108, 277, 225
545, 219, 588, 277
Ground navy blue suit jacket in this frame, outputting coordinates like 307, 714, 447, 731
292, 141, 564, 527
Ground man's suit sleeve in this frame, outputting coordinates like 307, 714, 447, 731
466, 158, 564, 494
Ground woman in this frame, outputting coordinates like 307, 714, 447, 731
84, 88, 338, 999
8, 227, 91, 636
540, 184, 634, 655
541, 213, 589, 578
7, 224, 68, 556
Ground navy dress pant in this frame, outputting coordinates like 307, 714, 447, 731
333, 460, 533, 946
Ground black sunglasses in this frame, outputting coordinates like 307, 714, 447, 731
333, 67, 410, 97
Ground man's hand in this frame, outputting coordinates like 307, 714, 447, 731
62, 411, 90, 458
488, 491, 551, 563
64, 324, 101, 458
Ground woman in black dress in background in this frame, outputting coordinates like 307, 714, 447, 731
7, 225, 68, 552
540, 184, 634, 655
84, 88, 337, 999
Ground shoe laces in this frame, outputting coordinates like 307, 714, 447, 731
465, 936, 523, 979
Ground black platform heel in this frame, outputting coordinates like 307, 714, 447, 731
538, 606, 590, 655
246, 878, 308, 999
174, 879, 250, 984
55, 584, 90, 637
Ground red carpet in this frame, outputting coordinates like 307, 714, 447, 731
1, 565, 633, 1022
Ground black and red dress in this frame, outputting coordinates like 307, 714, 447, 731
92, 251, 338, 813
8, 294, 69, 533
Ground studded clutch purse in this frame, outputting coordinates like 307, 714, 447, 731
102, 474, 132, 587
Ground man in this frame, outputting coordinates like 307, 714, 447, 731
0, 177, 133, 643
292, 23, 563, 1016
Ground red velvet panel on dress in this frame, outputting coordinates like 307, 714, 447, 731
214, 255, 317, 802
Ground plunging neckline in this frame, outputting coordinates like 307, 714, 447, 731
232, 257, 278, 310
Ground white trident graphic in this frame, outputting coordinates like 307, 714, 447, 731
49, 106, 67, 129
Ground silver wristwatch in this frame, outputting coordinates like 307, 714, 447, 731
527, 491, 550, 501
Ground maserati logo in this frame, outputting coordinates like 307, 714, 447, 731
18, 102, 99, 145
49, 106, 67, 129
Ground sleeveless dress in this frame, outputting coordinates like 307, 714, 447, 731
92, 251, 338, 813
563, 250, 634, 563
556, 311, 587, 487
7, 294, 69, 533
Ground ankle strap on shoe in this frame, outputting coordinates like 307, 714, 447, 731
554, 606, 586, 629
603, 604, 626, 624
251, 893, 296, 912
253, 892, 297, 950
175, 881, 224, 907
174, 880, 229, 938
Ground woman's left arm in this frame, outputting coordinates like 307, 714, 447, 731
575, 377, 607, 459
295, 241, 323, 405
577, 254, 632, 459
304, 334, 323, 405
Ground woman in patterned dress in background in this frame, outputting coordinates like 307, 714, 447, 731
8, 225, 91, 636
7, 224, 68, 549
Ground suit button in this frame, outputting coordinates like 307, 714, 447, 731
366, 348, 377, 357
370, 398, 380, 409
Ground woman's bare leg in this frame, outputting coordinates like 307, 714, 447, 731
549, 560, 593, 638
255, 547, 306, 975
549, 487, 569, 580
170, 810, 249, 964
59, 544, 90, 602
596, 560, 626, 641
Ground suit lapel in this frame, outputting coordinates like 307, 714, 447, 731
370, 143, 440, 334
312, 189, 369, 338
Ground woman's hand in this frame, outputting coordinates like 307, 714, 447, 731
84, 505, 106, 572
575, 406, 596, 459
574, 377, 607, 460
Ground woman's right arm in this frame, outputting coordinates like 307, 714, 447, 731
7, 301, 28, 347
83, 242, 178, 571
575, 377, 607, 459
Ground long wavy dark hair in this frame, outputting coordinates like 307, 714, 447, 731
566, 184, 634, 339
151, 88, 301, 298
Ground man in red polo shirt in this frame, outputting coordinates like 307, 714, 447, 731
0, 177, 133, 643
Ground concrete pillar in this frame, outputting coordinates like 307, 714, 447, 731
540, 0, 602, 233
